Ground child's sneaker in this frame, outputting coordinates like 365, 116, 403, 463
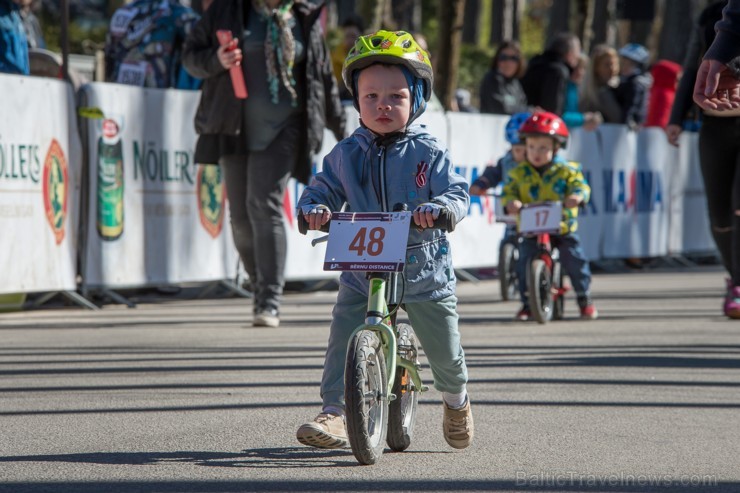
296, 413, 348, 449
724, 281, 740, 319
577, 296, 598, 320
580, 304, 599, 320
442, 398, 474, 449
514, 306, 531, 321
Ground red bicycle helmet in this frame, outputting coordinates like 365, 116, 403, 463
518, 111, 569, 148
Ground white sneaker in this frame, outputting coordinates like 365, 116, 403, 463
296, 413, 348, 449
253, 308, 279, 327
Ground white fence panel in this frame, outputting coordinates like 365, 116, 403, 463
0, 74, 81, 294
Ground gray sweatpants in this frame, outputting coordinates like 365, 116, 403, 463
320, 285, 469, 410
219, 125, 297, 312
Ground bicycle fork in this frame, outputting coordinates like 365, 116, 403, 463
346, 276, 427, 403
536, 233, 568, 300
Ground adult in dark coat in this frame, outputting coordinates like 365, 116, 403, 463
520, 32, 581, 116
182, 0, 346, 327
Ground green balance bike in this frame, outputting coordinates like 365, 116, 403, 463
299, 206, 455, 465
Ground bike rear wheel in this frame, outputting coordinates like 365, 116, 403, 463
345, 329, 388, 465
499, 242, 518, 301
528, 258, 553, 324
387, 323, 419, 452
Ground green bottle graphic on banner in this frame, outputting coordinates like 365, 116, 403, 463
97, 118, 124, 240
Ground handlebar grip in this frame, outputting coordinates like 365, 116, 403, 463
435, 208, 456, 232
297, 214, 309, 235
297, 213, 330, 234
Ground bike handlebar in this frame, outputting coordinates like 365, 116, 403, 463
297, 208, 456, 235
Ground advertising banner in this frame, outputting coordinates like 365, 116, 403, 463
668, 132, 715, 254
0, 75, 81, 294
598, 125, 669, 258
566, 128, 604, 260
446, 112, 508, 268
80, 83, 238, 288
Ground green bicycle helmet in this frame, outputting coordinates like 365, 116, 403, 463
342, 30, 433, 102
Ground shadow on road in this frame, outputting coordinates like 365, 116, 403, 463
0, 478, 735, 492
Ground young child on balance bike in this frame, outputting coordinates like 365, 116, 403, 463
295, 30, 473, 450
502, 111, 599, 321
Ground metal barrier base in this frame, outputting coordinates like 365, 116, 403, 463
32, 291, 100, 310
198, 280, 252, 299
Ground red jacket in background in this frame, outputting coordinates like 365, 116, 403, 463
645, 60, 682, 128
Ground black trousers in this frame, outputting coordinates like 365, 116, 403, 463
698, 115, 740, 286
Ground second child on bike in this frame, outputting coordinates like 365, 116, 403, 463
295, 30, 473, 451
470, 112, 530, 300
470, 111, 530, 197
502, 111, 599, 321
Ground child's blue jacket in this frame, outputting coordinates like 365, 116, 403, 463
297, 124, 469, 302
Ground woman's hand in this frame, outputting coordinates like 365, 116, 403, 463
583, 112, 603, 131
665, 124, 682, 147
693, 59, 740, 111
217, 38, 242, 70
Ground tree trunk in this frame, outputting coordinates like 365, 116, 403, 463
490, 0, 504, 45
577, 0, 593, 54
657, 0, 697, 63
436, 0, 466, 110
463, 0, 480, 45
591, 0, 617, 49
391, 0, 422, 33
491, 0, 522, 44
359, 0, 391, 31
511, 0, 522, 41
546, 0, 572, 43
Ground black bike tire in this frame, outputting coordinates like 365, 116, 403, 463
499, 242, 518, 301
345, 329, 388, 465
553, 261, 565, 320
387, 323, 419, 452
528, 258, 553, 324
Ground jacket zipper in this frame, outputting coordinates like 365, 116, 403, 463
378, 146, 388, 212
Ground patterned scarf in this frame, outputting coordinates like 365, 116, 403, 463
251, 0, 297, 106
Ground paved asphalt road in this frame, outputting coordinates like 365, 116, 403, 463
0, 267, 738, 493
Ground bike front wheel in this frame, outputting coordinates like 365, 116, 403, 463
345, 329, 388, 465
387, 323, 419, 452
552, 261, 565, 320
528, 258, 553, 324
499, 242, 519, 301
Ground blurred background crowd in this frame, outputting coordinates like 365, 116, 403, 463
0, 0, 725, 137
